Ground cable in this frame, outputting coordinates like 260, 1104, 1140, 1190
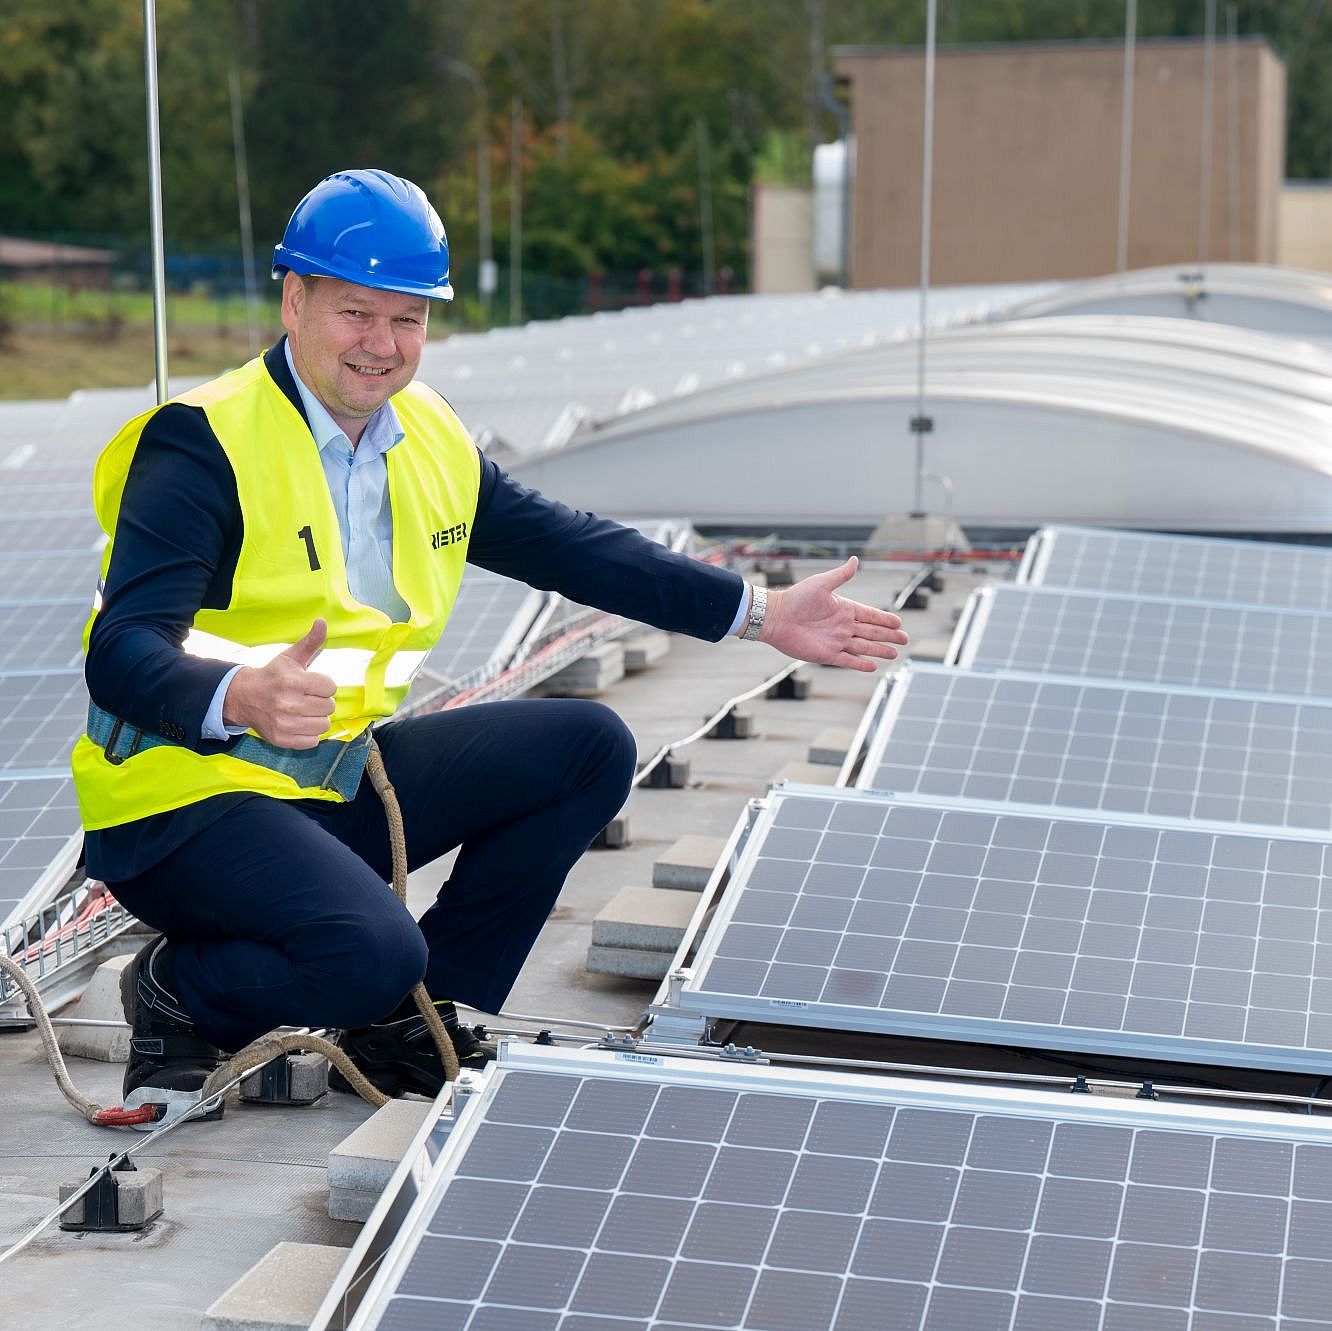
2, 738, 457, 1123
632, 661, 801, 788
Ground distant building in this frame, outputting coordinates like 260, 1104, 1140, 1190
833, 37, 1286, 287
1279, 182, 1332, 273
0, 236, 116, 289
751, 185, 816, 293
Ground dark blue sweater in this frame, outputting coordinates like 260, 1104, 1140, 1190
84, 340, 742, 881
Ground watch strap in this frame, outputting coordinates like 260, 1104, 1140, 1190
741, 584, 768, 642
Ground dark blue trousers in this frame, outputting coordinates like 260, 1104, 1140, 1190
106, 699, 636, 1051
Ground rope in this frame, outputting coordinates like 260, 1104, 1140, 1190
365, 740, 460, 1086
5, 733, 458, 1125
0, 951, 102, 1122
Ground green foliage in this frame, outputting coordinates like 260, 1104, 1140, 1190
755, 133, 814, 189
3, 0, 1332, 316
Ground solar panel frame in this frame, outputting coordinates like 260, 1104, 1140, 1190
1020, 525, 1332, 611
673, 786, 1332, 1075
858, 665, 1332, 836
947, 584, 1332, 700
337, 1045, 1332, 1331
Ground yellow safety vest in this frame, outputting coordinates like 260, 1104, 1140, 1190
72, 354, 480, 830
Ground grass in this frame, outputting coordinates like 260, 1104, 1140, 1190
0, 280, 481, 400
0, 279, 283, 399
0, 326, 270, 400
1, 280, 271, 331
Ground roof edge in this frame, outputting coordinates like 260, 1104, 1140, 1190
832, 34, 1279, 61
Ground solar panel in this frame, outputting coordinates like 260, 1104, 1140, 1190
1020, 526, 1332, 611
0, 671, 88, 773
0, 482, 90, 510
950, 585, 1332, 700
413, 571, 545, 695
0, 602, 86, 673
0, 550, 100, 601
0, 512, 103, 555
341, 1045, 1332, 1331
860, 665, 1332, 835
674, 786, 1332, 1075
0, 775, 80, 930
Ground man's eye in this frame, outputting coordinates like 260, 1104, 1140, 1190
343, 309, 367, 318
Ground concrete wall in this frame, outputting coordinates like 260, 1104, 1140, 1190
1279, 183, 1332, 273
834, 39, 1285, 287
752, 185, 816, 293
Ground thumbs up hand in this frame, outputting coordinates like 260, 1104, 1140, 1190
749, 557, 910, 672
221, 619, 338, 748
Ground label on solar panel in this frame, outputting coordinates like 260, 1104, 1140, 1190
341, 1045, 1332, 1330
860, 665, 1332, 836
949, 585, 1332, 700
1021, 525, 1332, 612
677, 787, 1332, 1074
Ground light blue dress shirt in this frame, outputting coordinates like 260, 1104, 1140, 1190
203, 345, 751, 739
201, 346, 410, 739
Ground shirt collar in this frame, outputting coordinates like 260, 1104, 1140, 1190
283, 339, 404, 462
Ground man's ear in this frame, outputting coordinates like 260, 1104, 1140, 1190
279, 271, 303, 336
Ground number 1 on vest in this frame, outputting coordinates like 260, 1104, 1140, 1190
297, 525, 320, 571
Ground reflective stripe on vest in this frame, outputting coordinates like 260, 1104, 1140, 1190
73, 353, 480, 831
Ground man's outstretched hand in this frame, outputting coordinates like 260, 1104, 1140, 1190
222, 618, 337, 748
756, 557, 909, 672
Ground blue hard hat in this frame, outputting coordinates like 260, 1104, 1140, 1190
272, 169, 454, 300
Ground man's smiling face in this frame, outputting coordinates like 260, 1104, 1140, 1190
281, 273, 429, 443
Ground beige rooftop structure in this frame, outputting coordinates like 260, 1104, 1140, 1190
834, 37, 1286, 287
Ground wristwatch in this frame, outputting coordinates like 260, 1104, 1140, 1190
741, 584, 768, 641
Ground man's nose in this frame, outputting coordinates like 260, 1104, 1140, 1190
361, 319, 397, 358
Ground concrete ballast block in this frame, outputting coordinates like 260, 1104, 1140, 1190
768, 671, 810, 700
541, 642, 625, 696
239, 1051, 328, 1105
585, 945, 676, 980
591, 886, 697, 952
592, 813, 631, 849
808, 726, 855, 767
708, 709, 755, 740
60, 1163, 163, 1229
56, 953, 131, 1063
201, 1241, 349, 1331
642, 753, 690, 788
622, 630, 670, 672
327, 1098, 432, 1222
652, 835, 726, 892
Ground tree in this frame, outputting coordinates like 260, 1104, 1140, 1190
3, 0, 1331, 307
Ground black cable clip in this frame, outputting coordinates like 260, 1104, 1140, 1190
60, 1155, 157, 1232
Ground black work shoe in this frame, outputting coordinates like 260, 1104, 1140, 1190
330, 999, 495, 1099
120, 935, 225, 1124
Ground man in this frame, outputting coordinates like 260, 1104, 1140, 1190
74, 169, 908, 1116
